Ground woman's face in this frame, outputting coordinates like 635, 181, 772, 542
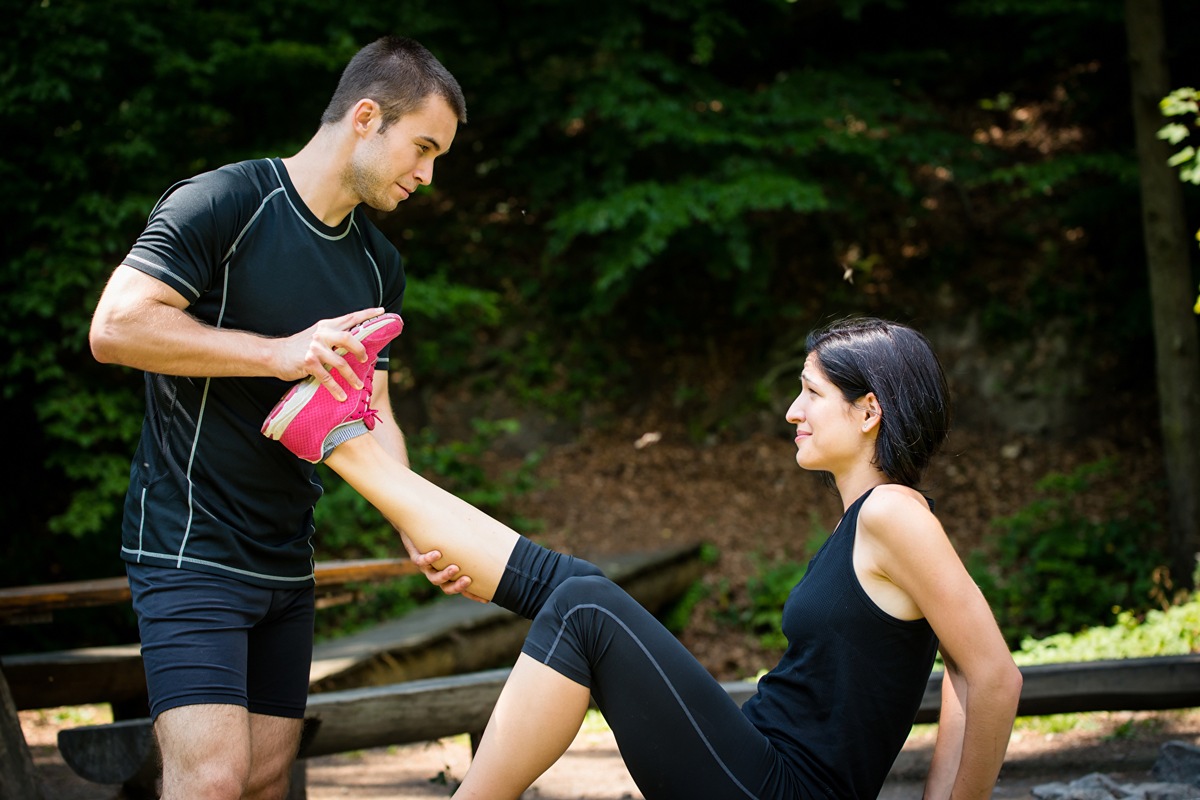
785, 353, 869, 474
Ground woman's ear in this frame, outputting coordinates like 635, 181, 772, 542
860, 392, 882, 433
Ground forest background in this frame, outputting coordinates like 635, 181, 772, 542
3, 0, 1200, 673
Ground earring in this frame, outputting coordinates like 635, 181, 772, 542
862, 424, 869, 432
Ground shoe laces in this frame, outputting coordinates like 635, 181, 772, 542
358, 370, 380, 430
350, 388, 379, 431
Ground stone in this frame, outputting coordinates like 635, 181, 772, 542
1153, 741, 1200, 787
1032, 773, 1134, 800
1031, 772, 1200, 800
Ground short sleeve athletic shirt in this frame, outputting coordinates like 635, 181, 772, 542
741, 488, 939, 799
118, 157, 406, 588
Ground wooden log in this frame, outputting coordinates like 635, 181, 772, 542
52, 654, 1200, 794
300, 669, 509, 757
912, 653, 1200, 724
0, 558, 421, 711
57, 668, 726, 787
1, 644, 146, 713
0, 559, 419, 623
55, 718, 157, 799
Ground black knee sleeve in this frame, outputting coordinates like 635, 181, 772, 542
491, 536, 605, 619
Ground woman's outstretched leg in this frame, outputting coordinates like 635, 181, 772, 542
324, 431, 606, 617
454, 654, 592, 800
323, 432, 520, 601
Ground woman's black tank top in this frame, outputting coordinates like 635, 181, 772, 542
741, 487, 939, 799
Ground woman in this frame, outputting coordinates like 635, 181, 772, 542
263, 316, 1022, 799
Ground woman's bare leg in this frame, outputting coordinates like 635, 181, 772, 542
323, 433, 519, 601
453, 653, 592, 800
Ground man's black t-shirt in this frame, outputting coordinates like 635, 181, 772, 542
119, 157, 405, 588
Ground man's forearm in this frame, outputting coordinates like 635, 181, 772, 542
91, 298, 279, 378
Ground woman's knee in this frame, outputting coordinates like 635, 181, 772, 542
547, 573, 621, 606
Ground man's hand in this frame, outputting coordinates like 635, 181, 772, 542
398, 531, 487, 603
272, 307, 387, 401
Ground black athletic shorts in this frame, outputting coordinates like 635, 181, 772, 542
127, 563, 314, 720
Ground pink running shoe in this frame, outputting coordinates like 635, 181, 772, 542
262, 313, 403, 462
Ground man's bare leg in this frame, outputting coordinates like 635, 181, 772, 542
155, 705, 302, 799
246, 712, 305, 800
156, 704, 250, 800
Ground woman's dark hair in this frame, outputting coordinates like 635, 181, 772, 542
806, 317, 952, 488
320, 36, 468, 131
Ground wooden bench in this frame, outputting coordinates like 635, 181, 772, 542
0, 558, 421, 626
53, 653, 1200, 799
0, 559, 420, 714
0, 558, 420, 800
4, 545, 708, 800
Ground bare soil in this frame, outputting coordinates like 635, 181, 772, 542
19, 705, 1200, 798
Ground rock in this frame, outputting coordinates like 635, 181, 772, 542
1031, 772, 1200, 800
1154, 742, 1200, 787
1032, 773, 1135, 800
1142, 784, 1200, 800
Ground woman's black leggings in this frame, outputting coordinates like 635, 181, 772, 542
491, 537, 806, 800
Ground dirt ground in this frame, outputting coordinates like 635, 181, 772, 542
19, 705, 1200, 798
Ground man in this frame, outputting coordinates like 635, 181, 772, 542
89, 36, 466, 799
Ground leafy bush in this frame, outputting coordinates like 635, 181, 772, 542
1013, 597, 1200, 665
742, 559, 810, 650
722, 516, 829, 648
661, 543, 721, 634
1157, 86, 1200, 313
969, 459, 1168, 646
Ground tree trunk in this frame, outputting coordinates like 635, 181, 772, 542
0, 668, 44, 800
1124, 0, 1200, 590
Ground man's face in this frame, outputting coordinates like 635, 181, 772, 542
346, 94, 459, 212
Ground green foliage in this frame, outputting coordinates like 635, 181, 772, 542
661, 543, 721, 633
1159, 88, 1200, 185
969, 460, 1168, 646
398, 272, 504, 379
409, 419, 544, 519
723, 516, 828, 648
4, 0, 1196, 594
1157, 87, 1200, 313
742, 559, 809, 650
1013, 596, 1200, 665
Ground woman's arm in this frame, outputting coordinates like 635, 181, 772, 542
858, 488, 1022, 800
923, 651, 966, 799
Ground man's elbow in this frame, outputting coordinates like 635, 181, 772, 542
89, 313, 125, 364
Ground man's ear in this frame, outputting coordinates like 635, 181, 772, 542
860, 392, 882, 433
350, 99, 381, 137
